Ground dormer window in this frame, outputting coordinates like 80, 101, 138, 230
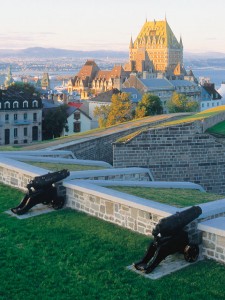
23, 101, 28, 108
32, 100, 38, 108
4, 101, 10, 109
13, 101, 19, 109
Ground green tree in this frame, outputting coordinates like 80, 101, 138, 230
93, 104, 111, 128
42, 104, 68, 140
106, 92, 133, 126
7, 82, 40, 96
135, 93, 163, 118
167, 92, 199, 113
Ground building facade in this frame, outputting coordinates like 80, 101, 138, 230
0, 89, 42, 145
124, 18, 183, 76
67, 60, 129, 98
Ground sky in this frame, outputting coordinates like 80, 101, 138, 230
1, 0, 225, 53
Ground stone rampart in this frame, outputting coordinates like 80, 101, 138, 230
113, 121, 225, 194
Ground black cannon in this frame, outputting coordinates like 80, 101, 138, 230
11, 169, 70, 215
133, 206, 202, 274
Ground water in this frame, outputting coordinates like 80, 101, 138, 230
190, 68, 225, 88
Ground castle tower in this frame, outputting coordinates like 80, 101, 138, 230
124, 19, 183, 74
4, 65, 14, 88
41, 73, 50, 90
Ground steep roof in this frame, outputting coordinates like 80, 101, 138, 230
134, 19, 181, 49
77, 60, 100, 81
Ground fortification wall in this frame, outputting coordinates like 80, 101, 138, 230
113, 121, 225, 194
48, 115, 185, 164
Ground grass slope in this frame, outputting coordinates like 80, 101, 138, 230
1, 183, 225, 300
26, 162, 105, 172
109, 187, 224, 207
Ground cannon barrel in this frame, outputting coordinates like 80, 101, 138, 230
152, 206, 202, 237
27, 169, 70, 190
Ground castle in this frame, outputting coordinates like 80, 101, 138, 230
124, 18, 184, 76
68, 18, 186, 98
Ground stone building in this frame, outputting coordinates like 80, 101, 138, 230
0, 89, 42, 145
67, 60, 129, 98
124, 18, 184, 76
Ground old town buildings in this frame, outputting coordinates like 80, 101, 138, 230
0, 88, 42, 145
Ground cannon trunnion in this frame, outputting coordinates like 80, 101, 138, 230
134, 206, 202, 274
11, 169, 70, 215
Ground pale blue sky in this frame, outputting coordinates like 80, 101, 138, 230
1, 0, 225, 53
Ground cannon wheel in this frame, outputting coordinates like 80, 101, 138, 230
52, 196, 65, 210
183, 244, 199, 262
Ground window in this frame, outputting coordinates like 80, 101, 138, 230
5, 114, 9, 121
74, 111, 80, 120
33, 113, 37, 122
14, 114, 18, 120
73, 122, 81, 133
13, 101, 19, 109
4, 101, 10, 109
23, 101, 28, 108
24, 113, 27, 120
24, 127, 28, 136
32, 100, 38, 108
14, 128, 18, 138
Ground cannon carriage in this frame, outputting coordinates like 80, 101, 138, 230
134, 206, 202, 274
11, 169, 70, 215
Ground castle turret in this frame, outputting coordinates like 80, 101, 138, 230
4, 66, 14, 88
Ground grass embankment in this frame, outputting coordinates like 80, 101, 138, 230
26, 162, 105, 172
110, 187, 224, 207
117, 106, 225, 143
1, 183, 225, 299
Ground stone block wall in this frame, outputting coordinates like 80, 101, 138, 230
113, 121, 225, 194
64, 181, 203, 243
52, 115, 186, 165
65, 182, 177, 235
198, 217, 225, 264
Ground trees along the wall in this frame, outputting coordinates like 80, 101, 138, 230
93, 104, 111, 128
42, 104, 68, 140
167, 92, 199, 113
106, 92, 133, 126
135, 93, 163, 118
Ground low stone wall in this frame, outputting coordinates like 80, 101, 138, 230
198, 217, 225, 264
64, 180, 178, 235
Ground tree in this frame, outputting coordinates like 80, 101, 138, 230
135, 93, 163, 118
106, 92, 133, 126
42, 104, 68, 140
93, 104, 111, 128
167, 92, 199, 113
7, 82, 40, 97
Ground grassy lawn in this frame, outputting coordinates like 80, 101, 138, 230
108, 187, 224, 207
26, 161, 105, 172
1, 183, 225, 300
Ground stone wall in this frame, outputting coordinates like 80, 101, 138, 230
198, 217, 225, 264
50, 115, 186, 165
113, 121, 225, 194
64, 181, 180, 235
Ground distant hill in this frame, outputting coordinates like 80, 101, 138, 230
0, 47, 128, 59
1, 47, 225, 69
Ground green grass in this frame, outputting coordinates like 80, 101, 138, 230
117, 106, 225, 143
1, 183, 225, 300
25, 161, 106, 171
206, 120, 225, 137
108, 187, 224, 207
